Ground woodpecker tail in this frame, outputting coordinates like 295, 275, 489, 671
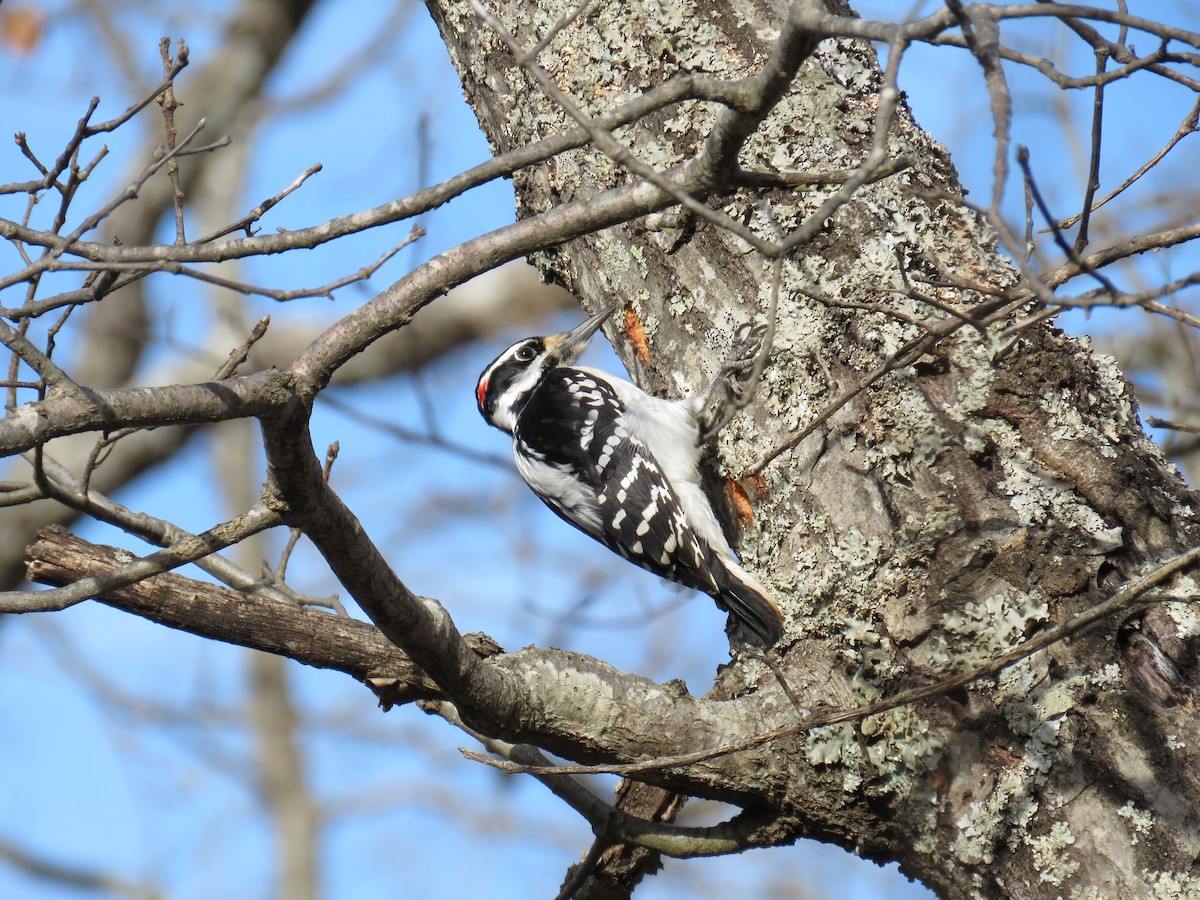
712, 564, 783, 647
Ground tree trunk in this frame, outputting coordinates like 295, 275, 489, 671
426, 0, 1200, 895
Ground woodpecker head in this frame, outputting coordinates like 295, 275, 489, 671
476, 305, 616, 434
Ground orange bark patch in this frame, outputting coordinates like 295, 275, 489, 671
727, 480, 754, 525
623, 305, 651, 365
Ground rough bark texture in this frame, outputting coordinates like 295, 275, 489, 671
11, 2, 1200, 897
427, 1, 1200, 896
25, 526, 505, 704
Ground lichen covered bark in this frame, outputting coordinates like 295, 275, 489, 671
428, 1, 1200, 895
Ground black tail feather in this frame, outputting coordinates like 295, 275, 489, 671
713, 568, 783, 647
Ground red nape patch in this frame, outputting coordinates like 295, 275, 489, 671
476, 378, 488, 410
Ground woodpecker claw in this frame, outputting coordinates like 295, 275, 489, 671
697, 323, 769, 443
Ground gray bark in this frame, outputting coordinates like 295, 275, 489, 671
426, 1, 1200, 896
9, 2, 1200, 898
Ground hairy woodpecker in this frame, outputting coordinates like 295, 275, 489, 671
475, 305, 783, 646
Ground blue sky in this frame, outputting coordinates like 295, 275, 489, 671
1, 2, 1197, 898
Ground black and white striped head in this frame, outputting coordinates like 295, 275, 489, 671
476, 305, 615, 434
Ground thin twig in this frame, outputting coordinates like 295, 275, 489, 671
46, 117, 215, 263
1018, 144, 1117, 300
158, 37, 188, 244
1055, 96, 1200, 231
193, 163, 324, 244
730, 155, 914, 190
1072, 45, 1109, 253
947, 0, 1012, 213
5, 228, 421, 308
0, 318, 82, 396
215, 316, 271, 379
1146, 416, 1200, 436
745, 293, 1023, 477
437, 701, 783, 858
33, 452, 296, 607
320, 393, 512, 470
78, 317, 273, 495
520, 0, 596, 63
0, 503, 281, 613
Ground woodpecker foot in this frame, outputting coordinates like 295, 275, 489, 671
698, 323, 769, 444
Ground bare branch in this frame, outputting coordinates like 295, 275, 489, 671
158, 37, 189, 244
1, 503, 280, 613
1017, 145, 1117, 299
24, 526, 502, 703
1055, 97, 1200, 231
0, 74, 756, 267
0, 837, 164, 900
0, 370, 284, 457
467, 545, 1200, 779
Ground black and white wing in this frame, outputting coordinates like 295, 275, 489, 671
513, 368, 721, 595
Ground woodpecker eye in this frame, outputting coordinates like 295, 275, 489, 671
515, 344, 537, 362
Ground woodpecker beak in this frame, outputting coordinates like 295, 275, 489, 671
544, 305, 616, 366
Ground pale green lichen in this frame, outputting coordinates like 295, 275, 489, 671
1145, 871, 1200, 899
667, 294, 691, 316
590, 230, 633, 281
629, 243, 649, 279
952, 341, 1005, 419
946, 647, 1137, 872
945, 645, 1119, 868
894, 499, 959, 554
804, 701, 942, 796
830, 526, 883, 573
805, 723, 865, 792
1091, 662, 1122, 689
1028, 821, 1078, 886
641, 312, 659, 339
994, 446, 1125, 551
949, 730, 1057, 866
863, 706, 945, 791
927, 585, 1049, 674
1116, 801, 1154, 844
951, 802, 1001, 866
1162, 587, 1200, 636
1045, 389, 1118, 459
802, 608, 945, 795
1089, 352, 1139, 434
